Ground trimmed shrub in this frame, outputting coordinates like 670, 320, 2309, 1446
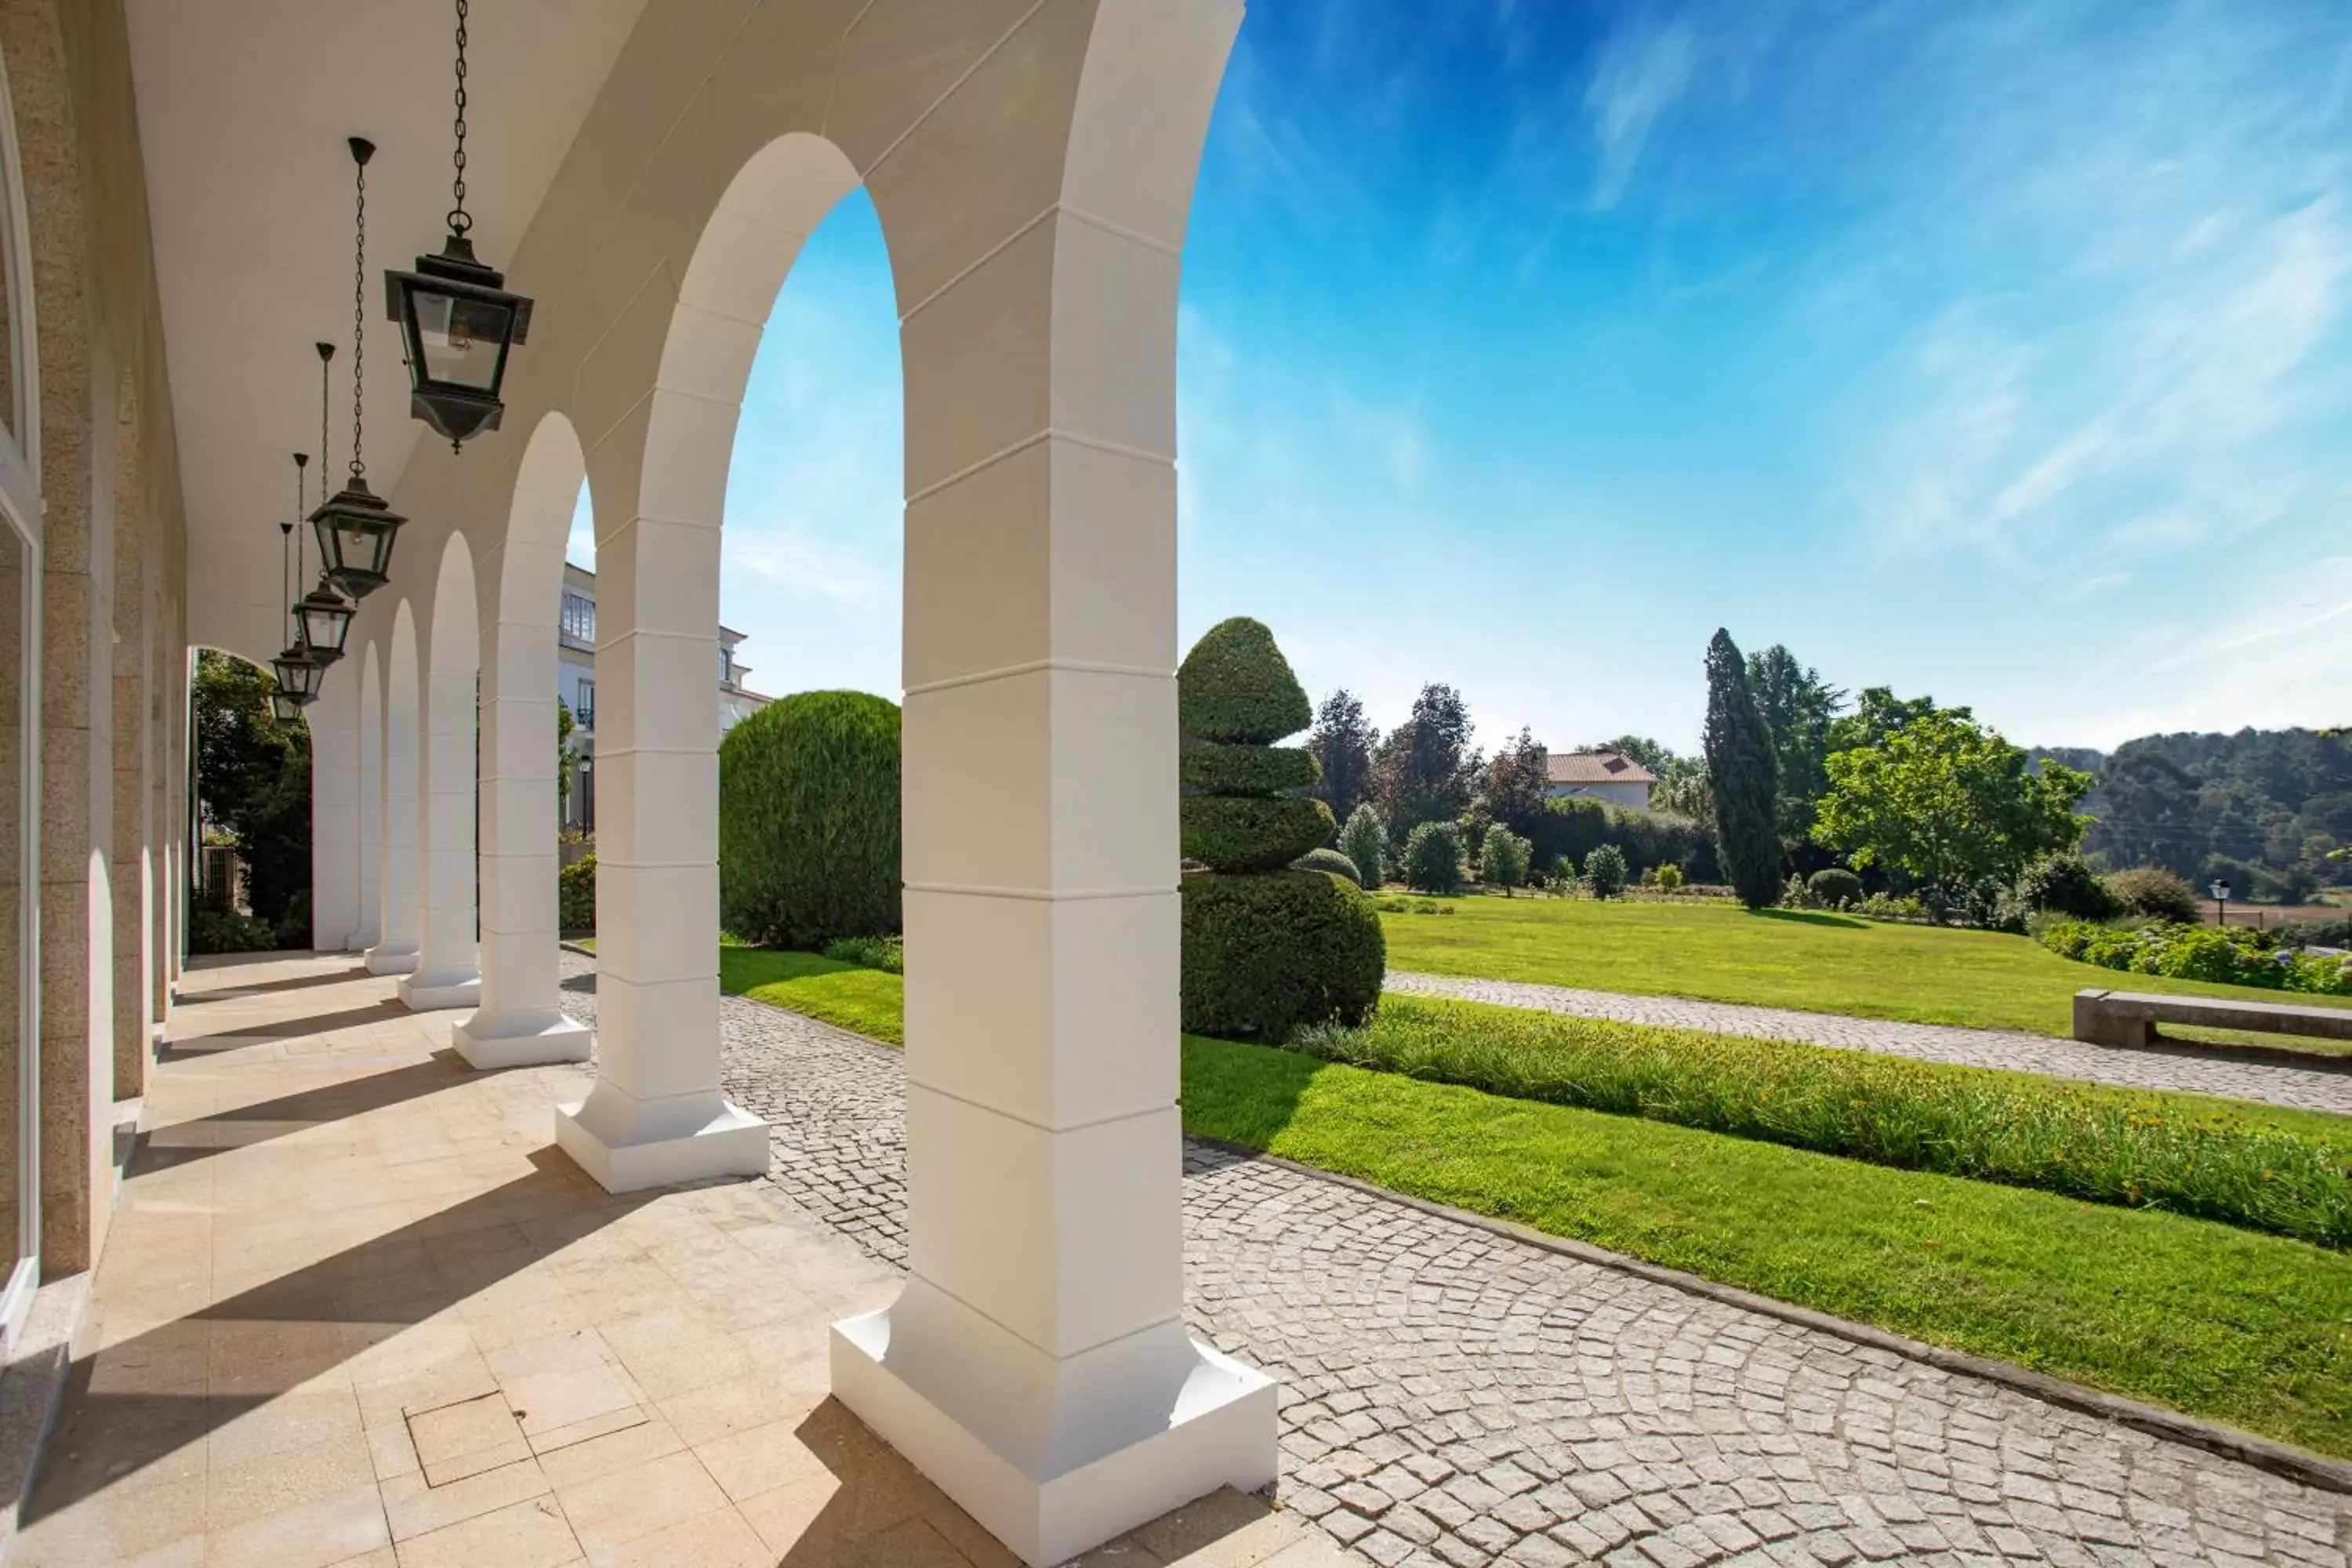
1293, 847, 1361, 883
822, 935, 905, 973
2042, 919, 2351, 996
1176, 617, 1313, 744
1181, 871, 1385, 1040
1178, 617, 1381, 1040
1402, 821, 1465, 896
2019, 853, 2122, 920
2106, 866, 2201, 924
719, 691, 902, 949
1584, 844, 1628, 898
1336, 803, 1387, 890
1479, 829, 1531, 895
1181, 742, 1319, 796
1655, 862, 1685, 891
1181, 794, 1332, 873
559, 851, 596, 934
1806, 866, 1864, 909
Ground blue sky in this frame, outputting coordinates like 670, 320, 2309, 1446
572, 0, 2352, 753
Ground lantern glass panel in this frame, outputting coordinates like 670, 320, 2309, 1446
270, 693, 300, 724
413, 289, 512, 391
298, 590, 352, 658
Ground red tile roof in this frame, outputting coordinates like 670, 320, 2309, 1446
1546, 748, 1657, 786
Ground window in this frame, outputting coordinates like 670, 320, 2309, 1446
561, 591, 596, 644
575, 679, 593, 729
719, 644, 733, 687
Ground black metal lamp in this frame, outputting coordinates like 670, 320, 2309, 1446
385, 0, 532, 451
289, 450, 354, 665
312, 142, 408, 598
270, 691, 303, 725
269, 518, 323, 709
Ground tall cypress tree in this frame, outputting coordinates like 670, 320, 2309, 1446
1703, 629, 1782, 907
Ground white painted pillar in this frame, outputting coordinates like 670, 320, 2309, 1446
354, 648, 382, 949
309, 677, 361, 951
365, 615, 422, 975
553, 390, 766, 1190
399, 590, 483, 1011
456, 603, 589, 1066
830, 8, 1272, 1557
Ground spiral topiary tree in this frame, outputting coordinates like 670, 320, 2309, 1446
1179, 618, 1385, 1040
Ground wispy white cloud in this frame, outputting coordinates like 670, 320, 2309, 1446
1584, 16, 1698, 209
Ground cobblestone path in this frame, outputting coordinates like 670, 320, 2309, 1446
1386, 970, 2352, 1117
557, 952, 2352, 1566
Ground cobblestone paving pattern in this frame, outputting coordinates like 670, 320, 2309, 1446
1387, 970, 2352, 1117
557, 952, 2352, 1566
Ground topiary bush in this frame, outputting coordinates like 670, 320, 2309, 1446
1584, 843, 1628, 899
2105, 866, 2201, 924
1807, 866, 1864, 909
1336, 802, 1387, 890
1293, 847, 1361, 883
2018, 853, 2122, 920
559, 851, 597, 935
1401, 821, 1465, 896
1655, 862, 1685, 891
1178, 617, 1381, 1039
719, 690, 902, 949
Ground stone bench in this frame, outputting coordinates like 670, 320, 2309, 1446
2072, 988, 2352, 1049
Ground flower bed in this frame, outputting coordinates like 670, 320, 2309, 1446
2041, 920, 2352, 996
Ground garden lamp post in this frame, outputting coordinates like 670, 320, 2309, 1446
2211, 877, 2231, 926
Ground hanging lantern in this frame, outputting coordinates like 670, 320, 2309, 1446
313, 142, 407, 598
270, 691, 303, 726
287, 449, 354, 666
386, 0, 532, 451
270, 520, 322, 708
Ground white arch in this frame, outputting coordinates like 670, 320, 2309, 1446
364, 603, 422, 975
354, 640, 381, 950
454, 412, 592, 1065
398, 535, 484, 1010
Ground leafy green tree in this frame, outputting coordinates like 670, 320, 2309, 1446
1401, 821, 1465, 895
193, 649, 312, 931
1475, 727, 1550, 839
1305, 688, 1379, 831
1584, 843, 1628, 898
1336, 802, 1388, 891
1746, 644, 1846, 855
1826, 687, 1937, 755
556, 699, 576, 812
1370, 684, 1481, 836
1813, 708, 2093, 895
1702, 630, 1780, 907
1479, 827, 1531, 895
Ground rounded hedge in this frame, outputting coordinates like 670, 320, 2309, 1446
1806, 866, 1863, 910
1177, 617, 1312, 744
2018, 853, 2121, 920
559, 851, 597, 934
1179, 741, 1319, 797
719, 690, 901, 949
2103, 866, 2199, 924
1181, 869, 1385, 1040
1180, 793, 1334, 873
1584, 843, 1629, 898
1293, 847, 1360, 882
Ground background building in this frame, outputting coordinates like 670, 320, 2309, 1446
1545, 746, 1657, 811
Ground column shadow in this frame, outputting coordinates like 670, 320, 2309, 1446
158, 1000, 416, 1062
20, 1149, 655, 1524
130, 1049, 481, 1172
185, 964, 375, 1000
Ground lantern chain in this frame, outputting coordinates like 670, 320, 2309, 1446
449, 0, 471, 237
351, 149, 367, 480
318, 344, 333, 503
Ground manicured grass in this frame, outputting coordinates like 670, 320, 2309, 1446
718, 946, 906, 1044
703, 946, 2352, 1454
1380, 896, 2352, 1037
1301, 996, 2352, 1246
1183, 1035, 2352, 1458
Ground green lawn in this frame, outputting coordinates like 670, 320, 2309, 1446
1380, 896, 2352, 1038
704, 944, 2352, 1456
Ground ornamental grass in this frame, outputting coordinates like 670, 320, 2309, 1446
1293, 996, 2352, 1247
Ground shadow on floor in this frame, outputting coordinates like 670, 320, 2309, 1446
23, 1148, 653, 1524
184, 964, 374, 1000
157, 1000, 416, 1062
129, 1050, 481, 1173
560, 971, 597, 995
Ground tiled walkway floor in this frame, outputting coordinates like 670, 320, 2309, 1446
14, 953, 1340, 1568
1386, 970, 2352, 1116
554, 951, 2352, 1567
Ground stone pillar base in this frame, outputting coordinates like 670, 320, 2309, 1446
397, 970, 482, 1011
553, 1084, 768, 1193
829, 1285, 1278, 1567
364, 942, 419, 977
453, 1010, 593, 1070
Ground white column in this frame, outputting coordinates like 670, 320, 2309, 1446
365, 644, 421, 975
553, 391, 766, 1190
455, 608, 589, 1066
832, 9, 1272, 1547
399, 622, 482, 1011
354, 654, 382, 949
309, 677, 361, 951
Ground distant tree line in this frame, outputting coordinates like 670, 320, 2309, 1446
2060, 729, 2352, 903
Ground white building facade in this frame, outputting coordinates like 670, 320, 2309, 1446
0, 3, 1268, 1562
